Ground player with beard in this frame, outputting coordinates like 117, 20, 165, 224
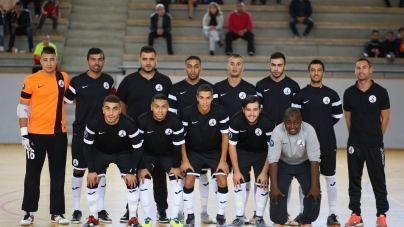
64, 47, 116, 224
168, 56, 216, 224
116, 46, 172, 223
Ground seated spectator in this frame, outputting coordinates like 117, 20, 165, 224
250, 0, 281, 6
383, 30, 399, 57
0, 8, 4, 51
36, 0, 60, 35
0, 0, 18, 34
384, 0, 404, 7
363, 29, 394, 62
156, 0, 170, 13
22, 0, 41, 17
148, 4, 173, 55
33, 35, 59, 73
203, 2, 223, 55
187, 0, 199, 20
289, 0, 314, 38
394, 27, 404, 57
225, 1, 255, 56
7, 1, 33, 53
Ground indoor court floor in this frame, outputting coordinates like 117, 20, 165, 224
0, 145, 403, 227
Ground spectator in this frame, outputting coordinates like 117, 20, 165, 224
7, 1, 33, 53
394, 27, 404, 57
187, 0, 199, 20
32, 35, 59, 73
289, 0, 314, 38
383, 30, 399, 57
250, 0, 281, 6
156, 0, 170, 13
225, 1, 255, 56
22, 0, 41, 17
363, 29, 394, 62
0, 8, 4, 51
203, 2, 223, 55
148, 4, 173, 55
36, 0, 60, 35
384, 0, 404, 7
0, 0, 18, 34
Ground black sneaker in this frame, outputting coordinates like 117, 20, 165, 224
326, 214, 340, 226
185, 213, 195, 227
51, 214, 69, 224
98, 210, 112, 223
216, 214, 226, 227
20, 212, 34, 226
120, 209, 129, 223
157, 209, 169, 223
71, 210, 82, 224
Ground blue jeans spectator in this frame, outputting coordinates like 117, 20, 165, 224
289, 17, 314, 37
9, 26, 34, 52
37, 14, 58, 30
0, 25, 4, 48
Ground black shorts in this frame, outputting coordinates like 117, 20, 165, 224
95, 149, 133, 177
143, 152, 173, 173
71, 130, 87, 170
237, 148, 268, 183
320, 154, 336, 176
186, 149, 224, 177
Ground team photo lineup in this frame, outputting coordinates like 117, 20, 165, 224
16, 45, 390, 227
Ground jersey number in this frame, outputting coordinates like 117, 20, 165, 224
26, 149, 35, 160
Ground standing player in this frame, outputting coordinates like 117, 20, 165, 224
268, 107, 321, 227
137, 94, 185, 227
116, 46, 173, 223
168, 55, 216, 224
64, 47, 116, 224
343, 58, 390, 227
18, 46, 70, 225
180, 84, 230, 227
228, 95, 275, 227
291, 59, 343, 226
81, 95, 143, 227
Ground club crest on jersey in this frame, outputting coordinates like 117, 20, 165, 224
73, 159, 79, 166
84, 130, 88, 138
269, 140, 274, 147
165, 128, 173, 135
369, 95, 376, 103
209, 119, 216, 126
103, 82, 109, 89
119, 130, 126, 137
255, 128, 262, 136
283, 87, 291, 95
348, 146, 354, 154
297, 140, 305, 147
58, 79, 64, 87
323, 96, 330, 104
155, 84, 163, 91
239, 92, 246, 99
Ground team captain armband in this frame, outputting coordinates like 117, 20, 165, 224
17, 104, 29, 118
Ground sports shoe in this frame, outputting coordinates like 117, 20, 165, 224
290, 213, 302, 226
376, 214, 387, 227
142, 217, 152, 227
285, 214, 292, 225
243, 215, 249, 224
171, 217, 184, 227
228, 217, 244, 226
185, 214, 195, 227
255, 216, 268, 227
98, 210, 112, 223
82, 215, 99, 227
201, 211, 215, 224
157, 210, 169, 223
249, 211, 256, 224
51, 214, 69, 225
128, 217, 141, 227
71, 210, 82, 223
345, 213, 363, 227
327, 214, 341, 227
216, 214, 227, 227
20, 213, 34, 226
120, 209, 129, 223
178, 210, 185, 222
301, 224, 312, 227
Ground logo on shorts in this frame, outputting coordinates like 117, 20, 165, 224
283, 87, 291, 95
73, 159, 79, 166
269, 140, 274, 147
22, 83, 25, 89
84, 130, 88, 138
155, 84, 163, 91
209, 119, 216, 126
239, 92, 246, 99
58, 79, 64, 87
369, 95, 376, 103
255, 128, 262, 136
348, 146, 354, 154
297, 140, 305, 147
119, 130, 126, 137
165, 128, 172, 135
103, 82, 109, 89
228, 131, 232, 139
323, 96, 330, 104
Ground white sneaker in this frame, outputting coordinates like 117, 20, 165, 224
0, 46, 4, 52
20, 213, 34, 226
51, 214, 69, 225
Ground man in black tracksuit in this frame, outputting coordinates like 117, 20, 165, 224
148, 4, 173, 54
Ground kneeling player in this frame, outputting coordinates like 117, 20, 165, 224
82, 95, 143, 227
180, 84, 230, 227
228, 95, 275, 227
137, 94, 184, 227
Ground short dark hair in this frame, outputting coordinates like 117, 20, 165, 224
140, 46, 156, 56
16, 1, 23, 6
41, 46, 56, 55
242, 95, 261, 108
308, 59, 325, 72
356, 57, 372, 68
229, 53, 243, 60
270, 52, 286, 64
399, 27, 404, 32
387, 30, 394, 36
151, 93, 168, 103
197, 84, 213, 95
371, 29, 379, 34
104, 95, 120, 104
185, 56, 201, 65
87, 47, 105, 60
236, 0, 244, 5
284, 107, 301, 119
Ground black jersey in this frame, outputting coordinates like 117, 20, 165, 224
64, 72, 115, 133
168, 78, 214, 115
214, 78, 256, 118
181, 103, 229, 152
229, 111, 276, 152
83, 113, 143, 173
292, 85, 343, 155
137, 111, 185, 167
256, 76, 300, 125
116, 68, 172, 120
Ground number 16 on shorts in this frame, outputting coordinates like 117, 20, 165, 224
26, 149, 35, 160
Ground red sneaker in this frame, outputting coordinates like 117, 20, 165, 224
345, 213, 363, 227
128, 217, 141, 227
376, 214, 387, 227
83, 215, 99, 227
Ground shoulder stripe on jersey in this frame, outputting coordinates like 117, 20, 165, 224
221, 129, 229, 133
182, 121, 188, 126
68, 85, 76, 94
132, 142, 142, 149
213, 94, 218, 98
229, 127, 239, 134
129, 129, 140, 138
256, 91, 262, 97
138, 129, 144, 134
21, 91, 32, 99
291, 103, 301, 109
85, 126, 95, 134
220, 117, 229, 123
229, 140, 237, 145
168, 94, 177, 101
266, 132, 272, 136
173, 128, 184, 135
169, 108, 177, 114
173, 140, 185, 146
84, 138, 93, 145
332, 100, 342, 106
64, 96, 73, 104
332, 113, 343, 119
